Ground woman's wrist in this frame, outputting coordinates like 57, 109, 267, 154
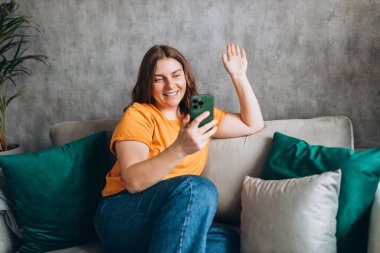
167, 142, 187, 160
230, 73, 249, 86
230, 72, 247, 79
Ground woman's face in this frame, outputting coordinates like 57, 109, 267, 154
151, 58, 187, 113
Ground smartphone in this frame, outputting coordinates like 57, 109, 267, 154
190, 93, 214, 127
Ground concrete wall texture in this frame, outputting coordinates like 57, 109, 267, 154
7, 0, 380, 151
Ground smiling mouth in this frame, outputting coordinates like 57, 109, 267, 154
164, 90, 179, 97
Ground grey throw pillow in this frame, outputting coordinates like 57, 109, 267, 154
241, 170, 341, 253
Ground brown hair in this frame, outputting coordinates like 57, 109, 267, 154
127, 45, 197, 115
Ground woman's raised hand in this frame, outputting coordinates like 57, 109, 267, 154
173, 112, 218, 157
222, 43, 248, 77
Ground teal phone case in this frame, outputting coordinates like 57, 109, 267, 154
190, 93, 214, 127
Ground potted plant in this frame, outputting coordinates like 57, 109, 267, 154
0, 0, 47, 153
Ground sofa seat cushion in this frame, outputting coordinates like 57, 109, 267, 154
46, 240, 106, 253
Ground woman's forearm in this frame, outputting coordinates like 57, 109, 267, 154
121, 144, 184, 193
231, 74, 264, 132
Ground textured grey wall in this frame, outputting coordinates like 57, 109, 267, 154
7, 0, 380, 151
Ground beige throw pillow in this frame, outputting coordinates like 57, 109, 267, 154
241, 170, 341, 253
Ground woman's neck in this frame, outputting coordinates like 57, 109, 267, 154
155, 105, 181, 120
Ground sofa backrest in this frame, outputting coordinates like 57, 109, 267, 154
203, 116, 353, 223
49, 116, 353, 224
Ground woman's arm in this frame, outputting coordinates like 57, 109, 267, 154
214, 43, 264, 138
117, 112, 218, 193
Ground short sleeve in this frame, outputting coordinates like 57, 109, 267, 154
110, 106, 154, 154
214, 107, 226, 128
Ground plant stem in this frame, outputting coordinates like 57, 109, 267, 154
0, 109, 6, 151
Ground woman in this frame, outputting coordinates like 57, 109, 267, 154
94, 43, 264, 253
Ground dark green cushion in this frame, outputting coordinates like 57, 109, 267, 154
262, 132, 380, 253
0, 132, 110, 253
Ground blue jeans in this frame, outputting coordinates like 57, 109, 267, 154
94, 175, 240, 253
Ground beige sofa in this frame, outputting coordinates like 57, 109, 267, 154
1, 116, 379, 252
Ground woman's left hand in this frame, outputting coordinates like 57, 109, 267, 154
222, 43, 248, 78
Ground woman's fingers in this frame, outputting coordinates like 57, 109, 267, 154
181, 114, 190, 128
199, 119, 218, 134
204, 126, 218, 139
222, 52, 228, 65
227, 43, 244, 58
231, 44, 236, 56
194, 125, 218, 151
241, 48, 246, 59
189, 111, 210, 128
235, 44, 241, 57
227, 44, 233, 58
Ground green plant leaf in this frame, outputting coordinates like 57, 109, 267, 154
0, 38, 27, 54
5, 86, 24, 106
0, 0, 48, 149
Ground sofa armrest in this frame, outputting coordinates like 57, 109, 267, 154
368, 182, 380, 253
0, 213, 17, 253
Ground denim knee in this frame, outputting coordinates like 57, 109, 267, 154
186, 176, 219, 209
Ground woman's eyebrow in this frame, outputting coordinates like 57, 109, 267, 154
154, 69, 182, 76
172, 69, 182, 74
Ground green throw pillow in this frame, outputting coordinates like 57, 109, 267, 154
0, 131, 110, 253
262, 132, 380, 253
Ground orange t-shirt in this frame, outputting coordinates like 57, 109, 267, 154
101, 102, 226, 196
